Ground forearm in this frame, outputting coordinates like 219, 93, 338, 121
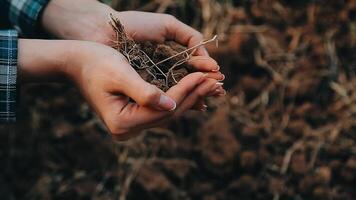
18, 39, 73, 82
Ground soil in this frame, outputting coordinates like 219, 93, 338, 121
138, 41, 190, 91
110, 16, 191, 91
0, 0, 355, 200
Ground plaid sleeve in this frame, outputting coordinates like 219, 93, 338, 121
4, 0, 50, 37
0, 30, 18, 123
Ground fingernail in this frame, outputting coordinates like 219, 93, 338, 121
209, 89, 221, 96
218, 90, 227, 96
212, 65, 220, 72
215, 89, 222, 94
158, 95, 176, 111
219, 74, 225, 81
201, 104, 208, 112
214, 89, 226, 96
216, 82, 224, 86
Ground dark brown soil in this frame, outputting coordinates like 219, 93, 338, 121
110, 17, 190, 91
138, 41, 190, 91
0, 1, 355, 200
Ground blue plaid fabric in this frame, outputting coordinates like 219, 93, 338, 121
1, 0, 50, 37
0, 30, 18, 122
0, 0, 50, 122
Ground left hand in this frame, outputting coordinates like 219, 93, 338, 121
41, 0, 225, 110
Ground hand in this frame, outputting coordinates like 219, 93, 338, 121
42, 0, 209, 56
18, 40, 224, 140
42, 0, 225, 110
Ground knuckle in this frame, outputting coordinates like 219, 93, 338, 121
142, 88, 160, 105
164, 14, 177, 21
163, 14, 180, 28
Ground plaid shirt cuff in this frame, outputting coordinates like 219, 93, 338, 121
8, 0, 50, 37
0, 30, 18, 123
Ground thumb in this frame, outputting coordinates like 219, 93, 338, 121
120, 68, 176, 111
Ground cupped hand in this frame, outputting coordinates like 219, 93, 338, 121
41, 0, 225, 113
64, 42, 224, 140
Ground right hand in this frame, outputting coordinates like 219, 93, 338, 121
19, 40, 224, 140
66, 41, 224, 140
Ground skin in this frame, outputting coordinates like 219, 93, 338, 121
17, 0, 226, 140
41, 0, 226, 105
41, 0, 210, 55
18, 40, 224, 140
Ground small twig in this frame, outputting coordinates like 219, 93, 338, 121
281, 141, 304, 174
308, 141, 323, 170
109, 14, 219, 90
119, 158, 146, 200
152, 35, 218, 67
273, 193, 280, 200
146, 68, 157, 80
138, 49, 167, 79
166, 53, 190, 79
166, 58, 189, 84
325, 37, 339, 81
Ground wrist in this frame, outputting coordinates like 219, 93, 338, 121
18, 39, 73, 82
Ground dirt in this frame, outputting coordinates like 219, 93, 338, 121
110, 16, 191, 91
0, 0, 355, 200
140, 41, 191, 91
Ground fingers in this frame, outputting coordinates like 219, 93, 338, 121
175, 79, 220, 116
111, 72, 206, 134
118, 62, 176, 111
212, 86, 227, 96
187, 56, 225, 81
165, 72, 206, 104
204, 72, 225, 81
107, 73, 224, 140
165, 16, 209, 56
192, 83, 226, 111
188, 56, 219, 72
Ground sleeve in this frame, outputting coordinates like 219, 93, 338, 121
0, 30, 18, 123
2, 0, 50, 37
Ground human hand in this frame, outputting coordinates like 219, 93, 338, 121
42, 0, 225, 110
18, 40, 224, 139
42, 0, 209, 56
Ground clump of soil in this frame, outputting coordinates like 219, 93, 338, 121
109, 14, 216, 91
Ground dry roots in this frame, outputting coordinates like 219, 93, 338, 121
109, 14, 218, 91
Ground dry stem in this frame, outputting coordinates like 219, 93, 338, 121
109, 14, 218, 90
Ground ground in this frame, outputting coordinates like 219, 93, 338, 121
0, 0, 355, 200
